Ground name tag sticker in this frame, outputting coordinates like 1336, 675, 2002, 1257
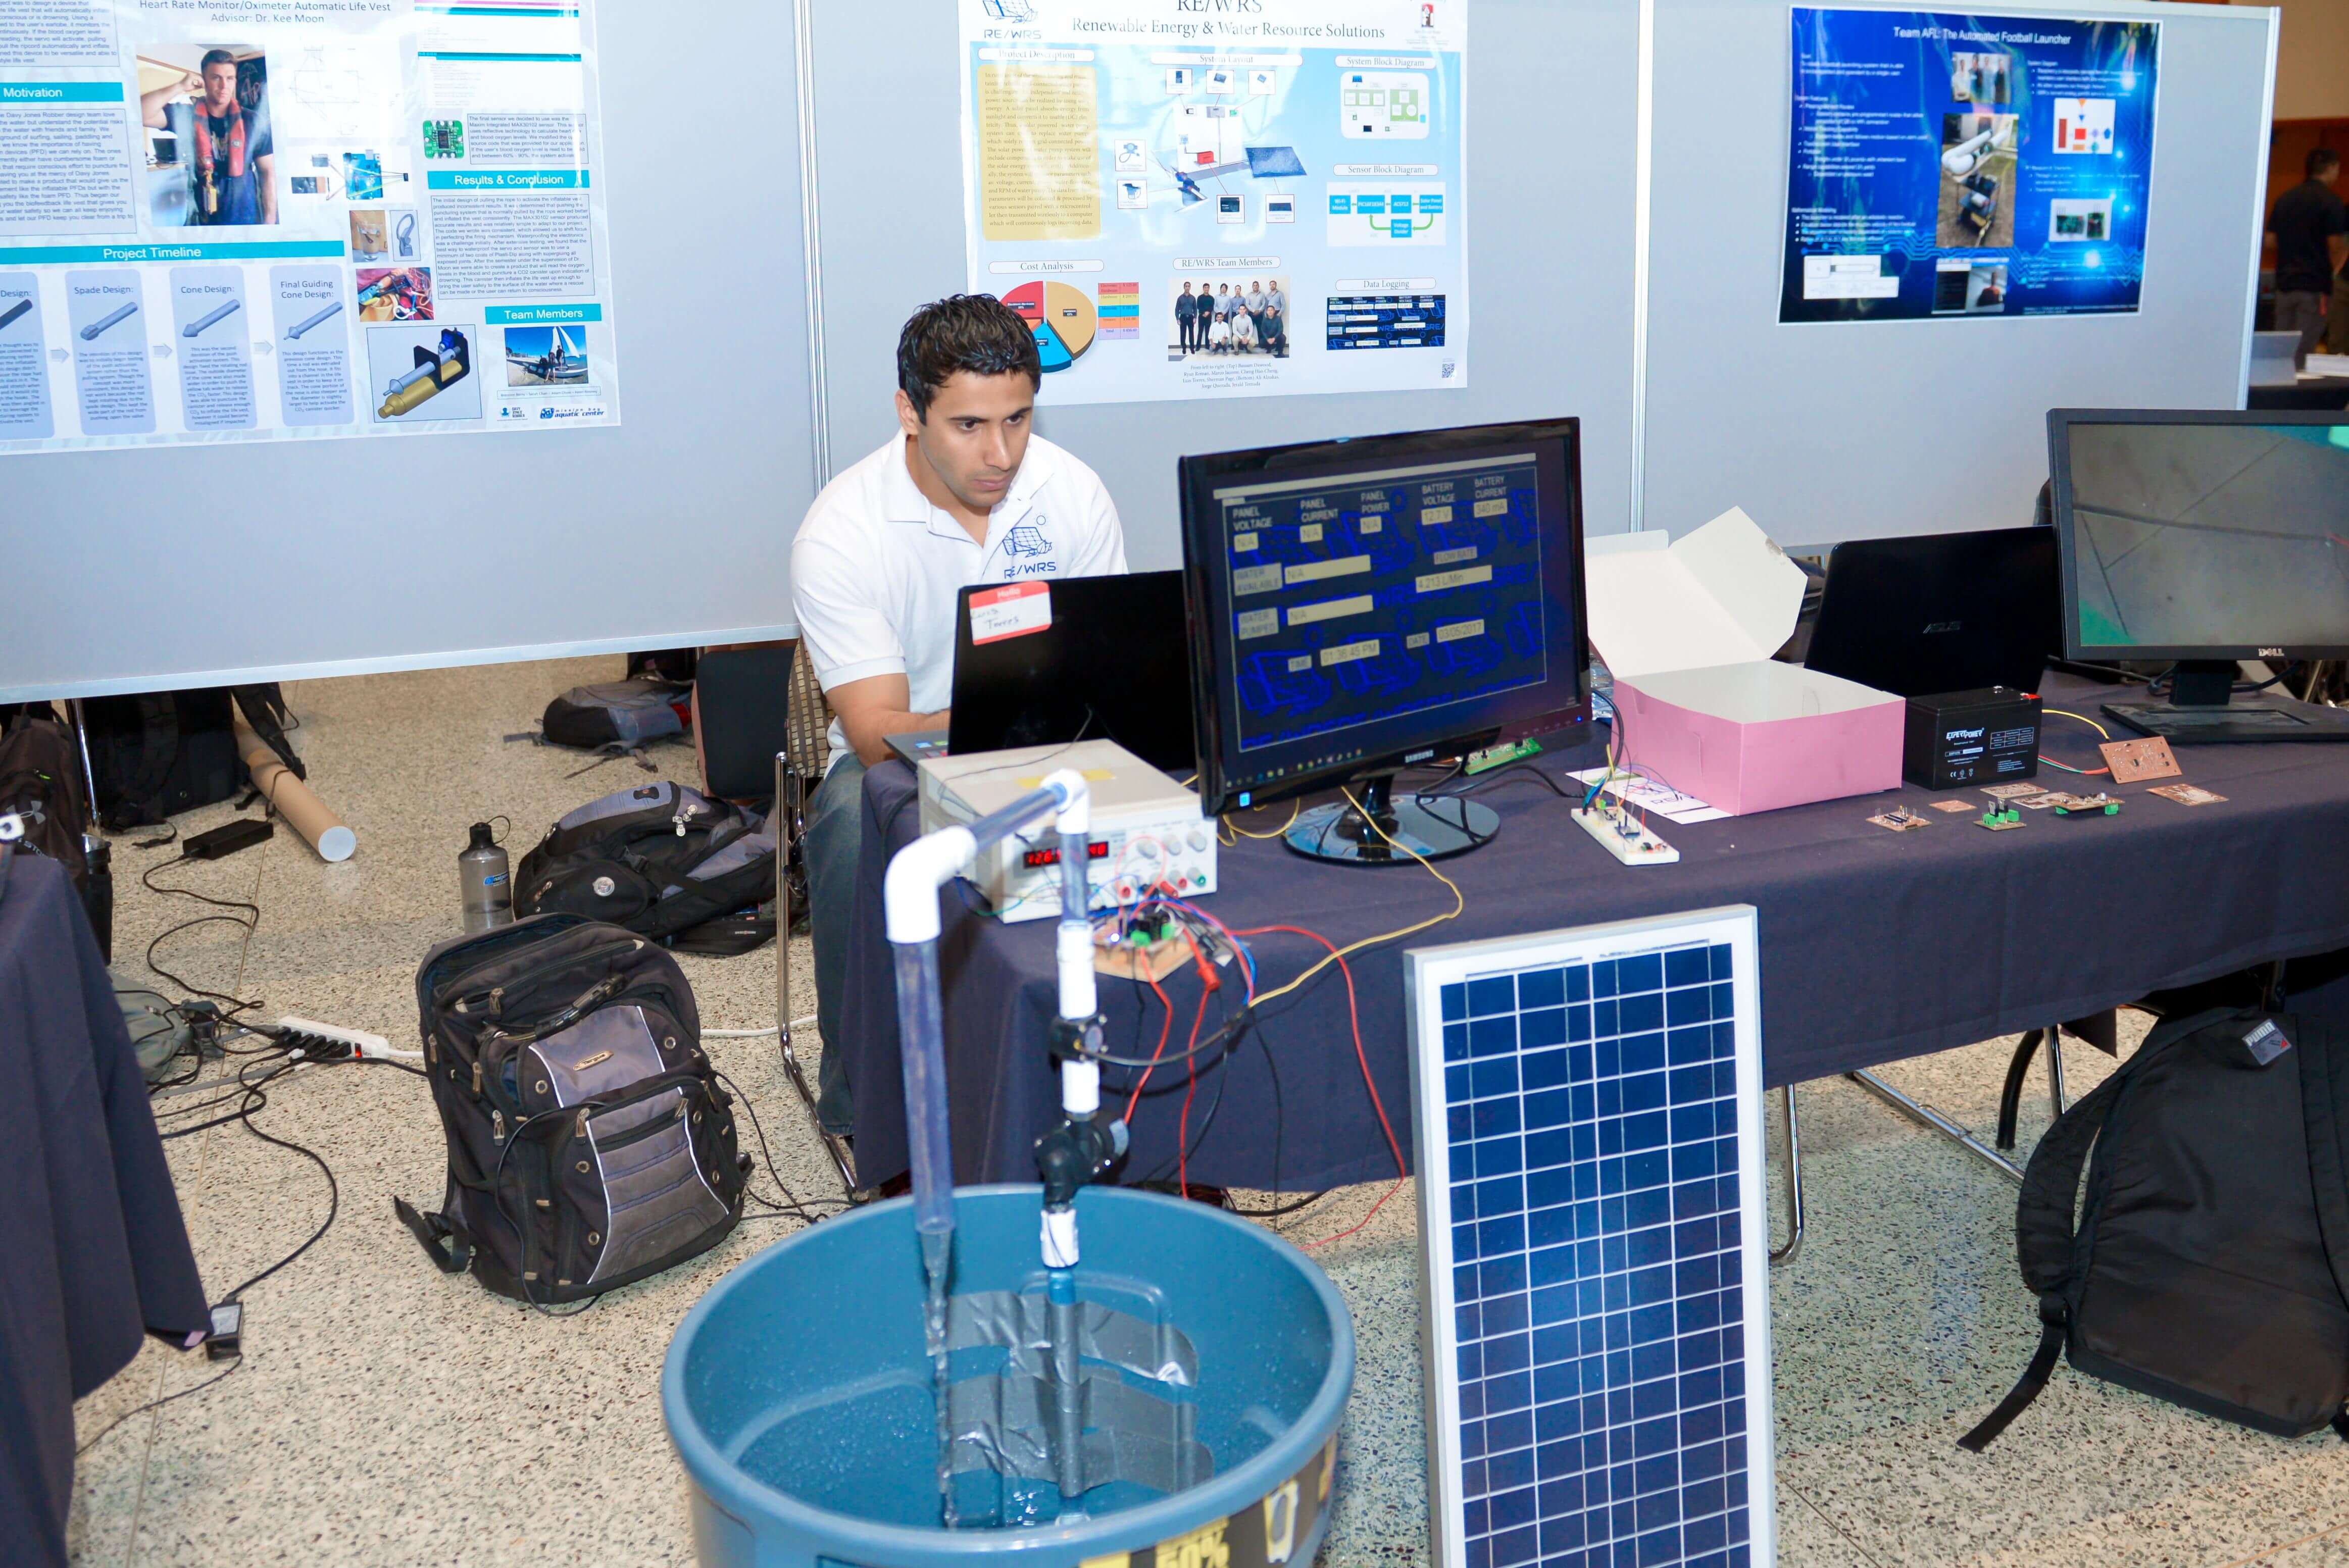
969, 581, 1052, 644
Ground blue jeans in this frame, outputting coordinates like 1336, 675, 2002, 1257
806, 750, 868, 1136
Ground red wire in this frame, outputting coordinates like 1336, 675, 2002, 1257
1176, 987, 1208, 1199
1234, 923, 1409, 1248
1122, 975, 1176, 1122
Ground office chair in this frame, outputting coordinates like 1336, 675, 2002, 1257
694, 644, 861, 1197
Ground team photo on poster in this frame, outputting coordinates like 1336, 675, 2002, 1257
1781, 9, 2159, 323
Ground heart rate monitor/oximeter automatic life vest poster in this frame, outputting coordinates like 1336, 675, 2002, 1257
0, 0, 622, 456
1779, 8, 2159, 325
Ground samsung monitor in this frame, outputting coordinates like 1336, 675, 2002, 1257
2048, 409, 2349, 742
1804, 527, 2059, 698
1179, 419, 1592, 863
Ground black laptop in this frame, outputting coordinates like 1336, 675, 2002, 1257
1802, 527, 2060, 697
885, 570, 1197, 775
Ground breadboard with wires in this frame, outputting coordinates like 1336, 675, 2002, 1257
1092, 927, 1200, 983
1571, 804, 1679, 865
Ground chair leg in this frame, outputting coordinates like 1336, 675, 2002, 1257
1770, 1084, 1804, 1268
776, 749, 860, 1200
1995, 1029, 2043, 1151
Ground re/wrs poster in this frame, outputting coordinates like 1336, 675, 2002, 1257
959, 0, 1468, 406
1782, 9, 2159, 324
0, 0, 619, 456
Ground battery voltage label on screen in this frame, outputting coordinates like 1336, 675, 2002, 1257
1215, 452, 1548, 753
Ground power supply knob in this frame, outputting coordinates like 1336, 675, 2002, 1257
1135, 840, 1160, 860
1187, 829, 1209, 852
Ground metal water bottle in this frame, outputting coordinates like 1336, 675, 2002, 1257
458, 821, 512, 934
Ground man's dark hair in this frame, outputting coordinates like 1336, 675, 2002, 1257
2310, 147, 2342, 180
199, 47, 238, 73
896, 294, 1040, 421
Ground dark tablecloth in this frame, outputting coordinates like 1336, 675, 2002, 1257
839, 674, 2349, 1192
2248, 380, 2349, 411
0, 852, 209, 1568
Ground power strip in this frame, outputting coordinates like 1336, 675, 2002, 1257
275, 1016, 422, 1063
1571, 806, 1680, 866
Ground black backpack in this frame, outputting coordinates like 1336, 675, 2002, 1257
1965, 1006, 2349, 1449
513, 781, 775, 954
83, 685, 302, 831
396, 915, 748, 1305
540, 678, 691, 750
0, 711, 111, 959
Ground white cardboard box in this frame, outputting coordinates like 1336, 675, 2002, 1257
1584, 509, 1904, 816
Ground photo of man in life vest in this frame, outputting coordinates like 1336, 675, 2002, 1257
140, 47, 277, 228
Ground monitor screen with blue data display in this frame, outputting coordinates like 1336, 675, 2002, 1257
1179, 420, 1592, 816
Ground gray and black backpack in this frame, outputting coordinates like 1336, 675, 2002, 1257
514, 781, 776, 954
397, 915, 748, 1306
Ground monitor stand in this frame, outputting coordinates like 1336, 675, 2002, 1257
1283, 773, 1499, 865
2102, 660, 2349, 745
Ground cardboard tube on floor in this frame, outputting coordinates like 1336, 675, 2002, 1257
233, 719, 356, 862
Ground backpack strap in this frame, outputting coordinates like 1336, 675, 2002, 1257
392, 1196, 472, 1275
1958, 1067, 2125, 1450
1961, 1006, 2240, 1451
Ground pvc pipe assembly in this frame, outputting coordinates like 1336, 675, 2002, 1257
79, 301, 138, 340
884, 768, 1105, 1508
0, 297, 30, 333
286, 300, 342, 341
181, 298, 241, 338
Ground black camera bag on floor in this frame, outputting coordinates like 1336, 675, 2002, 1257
513, 781, 775, 952
1964, 1006, 2349, 1448
397, 914, 747, 1305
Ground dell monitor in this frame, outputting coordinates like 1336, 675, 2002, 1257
1179, 419, 1592, 864
2048, 409, 2349, 742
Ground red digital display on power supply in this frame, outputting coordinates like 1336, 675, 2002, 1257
1022, 841, 1111, 869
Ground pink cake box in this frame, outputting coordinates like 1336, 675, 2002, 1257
1612, 662, 1906, 817
1587, 509, 1904, 817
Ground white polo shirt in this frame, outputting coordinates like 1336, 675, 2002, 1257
790, 432, 1128, 763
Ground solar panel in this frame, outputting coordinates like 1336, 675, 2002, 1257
1405, 906, 1773, 1568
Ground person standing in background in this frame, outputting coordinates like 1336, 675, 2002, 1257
1244, 279, 1268, 346
1174, 281, 1200, 355
1264, 279, 1288, 357
2268, 148, 2346, 364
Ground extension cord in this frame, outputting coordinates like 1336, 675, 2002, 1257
1571, 806, 1680, 866
275, 1016, 422, 1063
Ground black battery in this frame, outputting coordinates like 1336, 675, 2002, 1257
1904, 686, 2040, 789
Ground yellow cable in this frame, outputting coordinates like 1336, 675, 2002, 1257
1222, 799, 1302, 840
2042, 709, 2112, 740
1250, 786, 1465, 1007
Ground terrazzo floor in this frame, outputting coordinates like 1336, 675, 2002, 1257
64, 655, 2349, 1567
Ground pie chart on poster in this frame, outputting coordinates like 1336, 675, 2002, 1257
1003, 280, 1096, 372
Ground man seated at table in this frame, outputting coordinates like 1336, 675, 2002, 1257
790, 293, 1129, 1136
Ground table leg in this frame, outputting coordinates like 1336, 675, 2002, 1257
1846, 1069, 2024, 1184
777, 749, 860, 1199
1770, 1084, 1804, 1267
2045, 1025, 2068, 1122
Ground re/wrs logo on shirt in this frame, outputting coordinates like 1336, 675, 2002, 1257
1001, 520, 1057, 577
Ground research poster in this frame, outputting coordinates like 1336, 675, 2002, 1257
1781, 9, 2159, 324
0, 0, 618, 456
959, 0, 1468, 406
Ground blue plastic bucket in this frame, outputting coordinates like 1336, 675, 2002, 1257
664, 1184, 1355, 1567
